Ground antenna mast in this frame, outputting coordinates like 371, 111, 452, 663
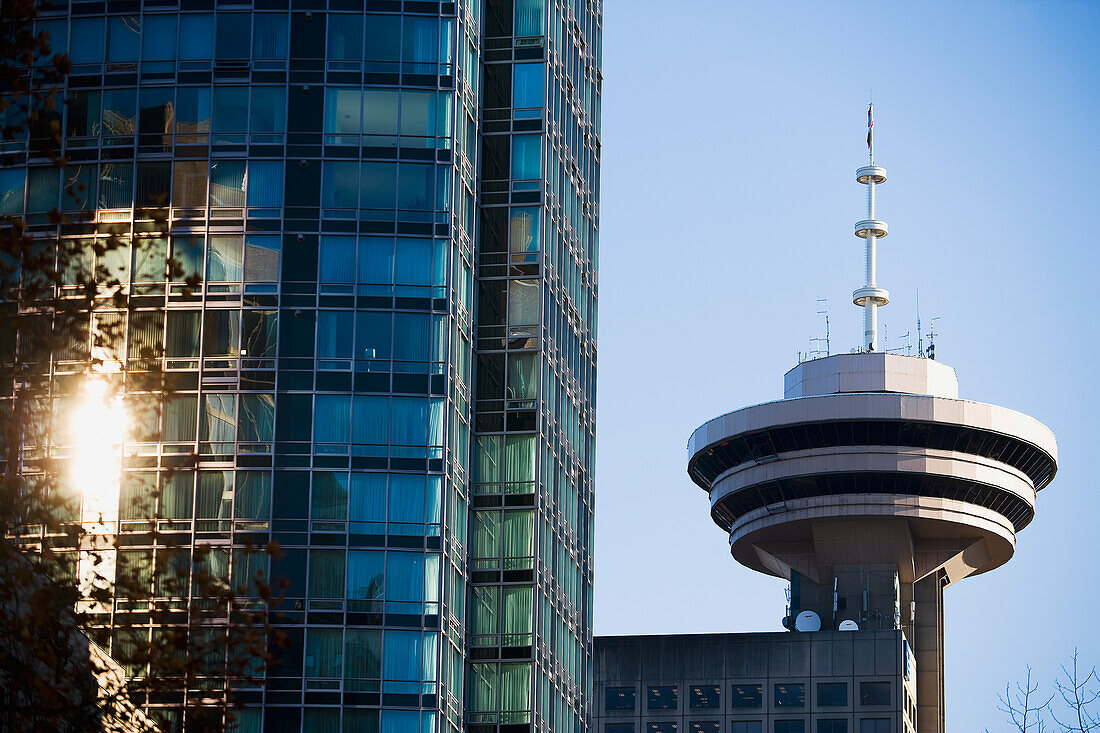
853, 103, 889, 352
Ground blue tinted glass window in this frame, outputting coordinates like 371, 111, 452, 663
0, 169, 25, 215
100, 88, 136, 136
69, 18, 104, 64
347, 549, 384, 598
314, 395, 351, 443
179, 15, 214, 60
317, 311, 354, 359
395, 238, 431, 285
385, 551, 424, 599
319, 236, 355, 282
403, 17, 437, 63
365, 15, 400, 61
361, 163, 396, 209
397, 163, 433, 210
360, 237, 394, 284
174, 87, 211, 133
249, 87, 285, 133
138, 88, 173, 135
515, 0, 544, 36
511, 136, 541, 180
328, 14, 363, 60
252, 14, 288, 59
363, 90, 399, 136
37, 19, 67, 57
393, 313, 429, 362
381, 710, 420, 733
216, 14, 250, 59
322, 162, 360, 208
209, 161, 245, 207
106, 17, 139, 62
324, 88, 361, 134
356, 313, 392, 360
400, 91, 436, 138
352, 396, 389, 444
212, 86, 248, 135
349, 476, 385, 524
387, 473, 424, 526
142, 15, 177, 61
513, 64, 543, 111
382, 631, 421, 681
246, 161, 283, 208
391, 398, 428, 446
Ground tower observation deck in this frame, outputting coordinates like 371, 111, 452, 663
685, 121, 1058, 733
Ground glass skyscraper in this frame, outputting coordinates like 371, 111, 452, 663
2, 0, 600, 730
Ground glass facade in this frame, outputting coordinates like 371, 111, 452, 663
8, 0, 600, 730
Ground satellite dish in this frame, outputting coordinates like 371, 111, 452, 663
794, 611, 821, 632
838, 620, 859, 631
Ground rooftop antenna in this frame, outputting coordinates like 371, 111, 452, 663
927, 317, 941, 360
853, 102, 889, 352
916, 289, 923, 358
808, 299, 831, 359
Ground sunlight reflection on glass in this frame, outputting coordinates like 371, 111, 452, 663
72, 375, 127, 606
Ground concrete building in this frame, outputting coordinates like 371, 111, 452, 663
594, 126, 1057, 733
594, 631, 915, 733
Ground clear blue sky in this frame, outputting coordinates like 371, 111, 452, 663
593, 1, 1100, 729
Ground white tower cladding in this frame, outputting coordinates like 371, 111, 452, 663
685, 112, 1058, 733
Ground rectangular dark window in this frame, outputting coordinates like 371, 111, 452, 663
817, 721, 847, 733
690, 723, 720, 733
731, 684, 763, 708
858, 720, 890, 733
859, 682, 891, 707
731, 723, 762, 733
647, 724, 678, 733
774, 683, 805, 708
606, 687, 636, 711
648, 687, 678, 711
818, 682, 847, 707
774, 722, 805, 733
607, 726, 635, 733
690, 685, 720, 709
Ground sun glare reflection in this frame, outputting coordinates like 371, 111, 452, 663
72, 376, 127, 527
71, 375, 127, 605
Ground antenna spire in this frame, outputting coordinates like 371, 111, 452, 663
853, 106, 889, 351
867, 100, 874, 164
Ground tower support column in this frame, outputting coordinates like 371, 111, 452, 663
914, 571, 946, 733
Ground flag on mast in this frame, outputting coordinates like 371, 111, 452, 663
867, 103, 874, 151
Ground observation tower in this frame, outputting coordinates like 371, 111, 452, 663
686, 117, 1057, 733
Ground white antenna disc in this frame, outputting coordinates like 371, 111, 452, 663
794, 611, 821, 632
